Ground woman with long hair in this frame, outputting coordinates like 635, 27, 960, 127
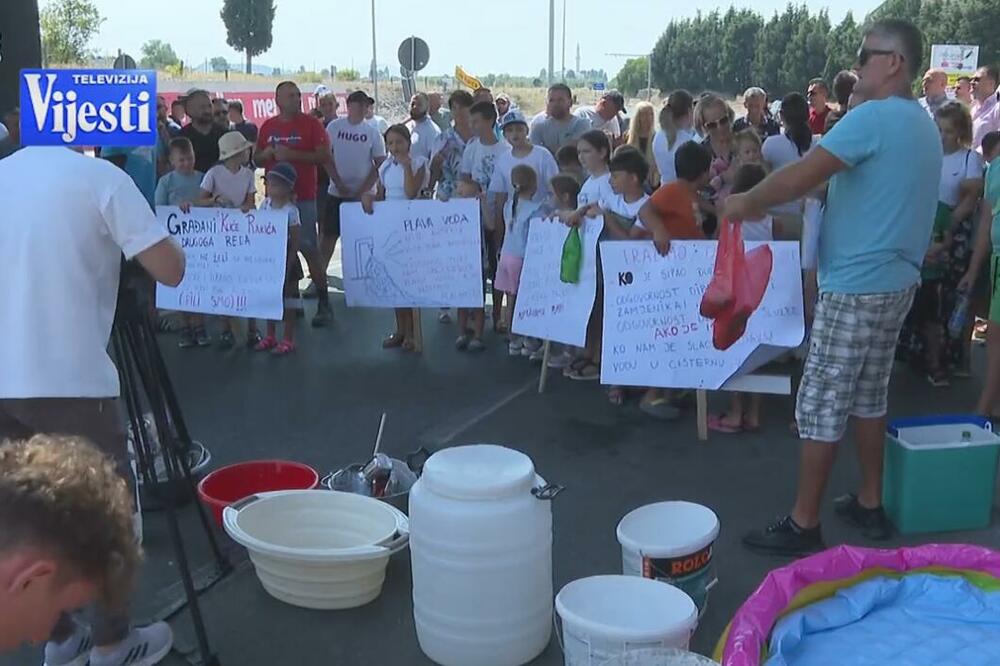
762, 92, 814, 216
652, 89, 697, 186
624, 101, 659, 189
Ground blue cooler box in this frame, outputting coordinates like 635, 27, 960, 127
883, 416, 1000, 534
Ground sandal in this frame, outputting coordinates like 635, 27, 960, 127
271, 340, 296, 355
639, 397, 681, 421
708, 413, 743, 434
155, 316, 175, 333
254, 335, 277, 352
563, 357, 590, 377
607, 386, 626, 406
382, 334, 405, 349
567, 361, 600, 381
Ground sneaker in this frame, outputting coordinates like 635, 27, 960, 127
521, 339, 542, 357
439, 309, 452, 324
468, 338, 486, 352
302, 280, 318, 299
508, 337, 524, 356
529, 346, 546, 363
742, 515, 825, 556
926, 372, 950, 388
177, 327, 196, 349
88, 622, 173, 666
455, 334, 470, 351
217, 330, 235, 350
547, 351, 573, 369
44, 622, 92, 666
312, 303, 332, 328
833, 493, 893, 540
194, 327, 211, 347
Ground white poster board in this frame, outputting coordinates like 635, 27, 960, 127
931, 44, 979, 84
512, 216, 604, 347
600, 240, 804, 390
340, 199, 483, 308
155, 206, 287, 320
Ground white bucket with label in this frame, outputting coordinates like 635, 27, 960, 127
617, 502, 720, 614
555, 575, 698, 666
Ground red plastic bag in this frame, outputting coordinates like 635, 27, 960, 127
701, 220, 774, 351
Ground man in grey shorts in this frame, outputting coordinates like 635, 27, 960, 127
721, 19, 943, 555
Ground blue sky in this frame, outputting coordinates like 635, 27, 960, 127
85, 0, 880, 77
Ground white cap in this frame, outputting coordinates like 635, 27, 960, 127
0, 123, 8, 143
314, 84, 332, 98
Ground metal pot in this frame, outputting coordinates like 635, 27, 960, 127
322, 447, 430, 515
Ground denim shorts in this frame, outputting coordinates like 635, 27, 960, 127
296, 199, 318, 250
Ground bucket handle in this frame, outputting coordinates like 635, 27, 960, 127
405, 447, 431, 475
223, 490, 410, 562
532, 483, 565, 500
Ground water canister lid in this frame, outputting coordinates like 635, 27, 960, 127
421, 444, 536, 500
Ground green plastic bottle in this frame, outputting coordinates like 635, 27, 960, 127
560, 226, 582, 284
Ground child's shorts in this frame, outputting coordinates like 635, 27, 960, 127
494, 253, 524, 295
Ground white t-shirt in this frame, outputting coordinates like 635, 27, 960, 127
762, 132, 815, 214
576, 107, 622, 139
652, 128, 699, 185
259, 197, 302, 227
408, 117, 441, 161
201, 164, 256, 208
741, 215, 774, 242
0, 147, 169, 398
379, 156, 430, 200
326, 117, 386, 197
487, 146, 560, 204
368, 114, 389, 136
939, 148, 984, 207
460, 137, 511, 191
579, 172, 614, 207
604, 192, 650, 230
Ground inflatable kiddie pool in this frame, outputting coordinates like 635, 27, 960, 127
715, 544, 1000, 665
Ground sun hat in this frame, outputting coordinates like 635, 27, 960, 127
266, 162, 298, 187
217, 131, 254, 161
500, 109, 528, 129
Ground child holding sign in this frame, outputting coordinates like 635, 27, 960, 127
362, 124, 430, 351
196, 131, 259, 350
252, 162, 301, 355
498, 165, 545, 357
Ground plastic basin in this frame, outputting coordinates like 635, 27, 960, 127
197, 459, 319, 526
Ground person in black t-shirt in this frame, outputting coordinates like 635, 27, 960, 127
228, 100, 259, 143
179, 90, 227, 173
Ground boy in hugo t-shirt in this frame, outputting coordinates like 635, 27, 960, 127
255, 81, 334, 327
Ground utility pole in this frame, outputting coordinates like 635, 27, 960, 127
547, 0, 554, 85
371, 0, 379, 110
561, 0, 566, 80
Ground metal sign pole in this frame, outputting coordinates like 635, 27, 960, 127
371, 0, 379, 110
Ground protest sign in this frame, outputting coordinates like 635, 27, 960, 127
155, 206, 288, 320
340, 199, 483, 308
512, 216, 603, 347
930, 44, 979, 85
600, 240, 804, 390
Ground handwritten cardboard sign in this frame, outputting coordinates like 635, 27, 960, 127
340, 199, 484, 308
155, 206, 288, 320
600, 240, 804, 389
512, 216, 604, 347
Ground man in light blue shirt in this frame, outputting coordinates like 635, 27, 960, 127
719, 19, 943, 556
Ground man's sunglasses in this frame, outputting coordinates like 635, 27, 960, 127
857, 48, 899, 67
704, 116, 730, 131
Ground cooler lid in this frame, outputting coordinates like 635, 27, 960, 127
421, 444, 536, 500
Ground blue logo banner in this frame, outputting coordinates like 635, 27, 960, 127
20, 69, 157, 146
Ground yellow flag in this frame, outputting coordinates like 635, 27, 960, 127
455, 66, 483, 90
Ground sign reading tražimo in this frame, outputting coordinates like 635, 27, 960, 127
20, 69, 157, 146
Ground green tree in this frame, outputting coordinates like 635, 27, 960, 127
824, 12, 861, 82
720, 8, 763, 95
339, 68, 360, 82
614, 57, 649, 97
40, 0, 103, 65
220, 0, 276, 74
954, 0, 1000, 71
210, 56, 229, 72
139, 39, 179, 70
780, 10, 830, 92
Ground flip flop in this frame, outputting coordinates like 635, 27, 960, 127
639, 398, 681, 421
708, 414, 743, 434
607, 386, 625, 406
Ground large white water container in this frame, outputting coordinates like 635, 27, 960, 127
410, 444, 560, 666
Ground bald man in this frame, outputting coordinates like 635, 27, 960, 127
920, 68, 949, 116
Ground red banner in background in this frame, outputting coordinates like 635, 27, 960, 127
160, 90, 348, 126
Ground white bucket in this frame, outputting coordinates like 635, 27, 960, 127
223, 489, 409, 609
555, 575, 698, 666
617, 502, 719, 614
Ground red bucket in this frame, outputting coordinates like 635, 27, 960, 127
197, 460, 320, 526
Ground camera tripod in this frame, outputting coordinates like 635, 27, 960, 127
111, 278, 228, 666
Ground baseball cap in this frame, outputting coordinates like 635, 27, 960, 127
267, 162, 298, 187
500, 109, 528, 129
603, 90, 626, 114
347, 90, 370, 105
314, 84, 332, 97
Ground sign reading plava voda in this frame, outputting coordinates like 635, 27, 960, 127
19, 69, 157, 146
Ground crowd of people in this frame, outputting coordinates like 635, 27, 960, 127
6, 15, 1000, 664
